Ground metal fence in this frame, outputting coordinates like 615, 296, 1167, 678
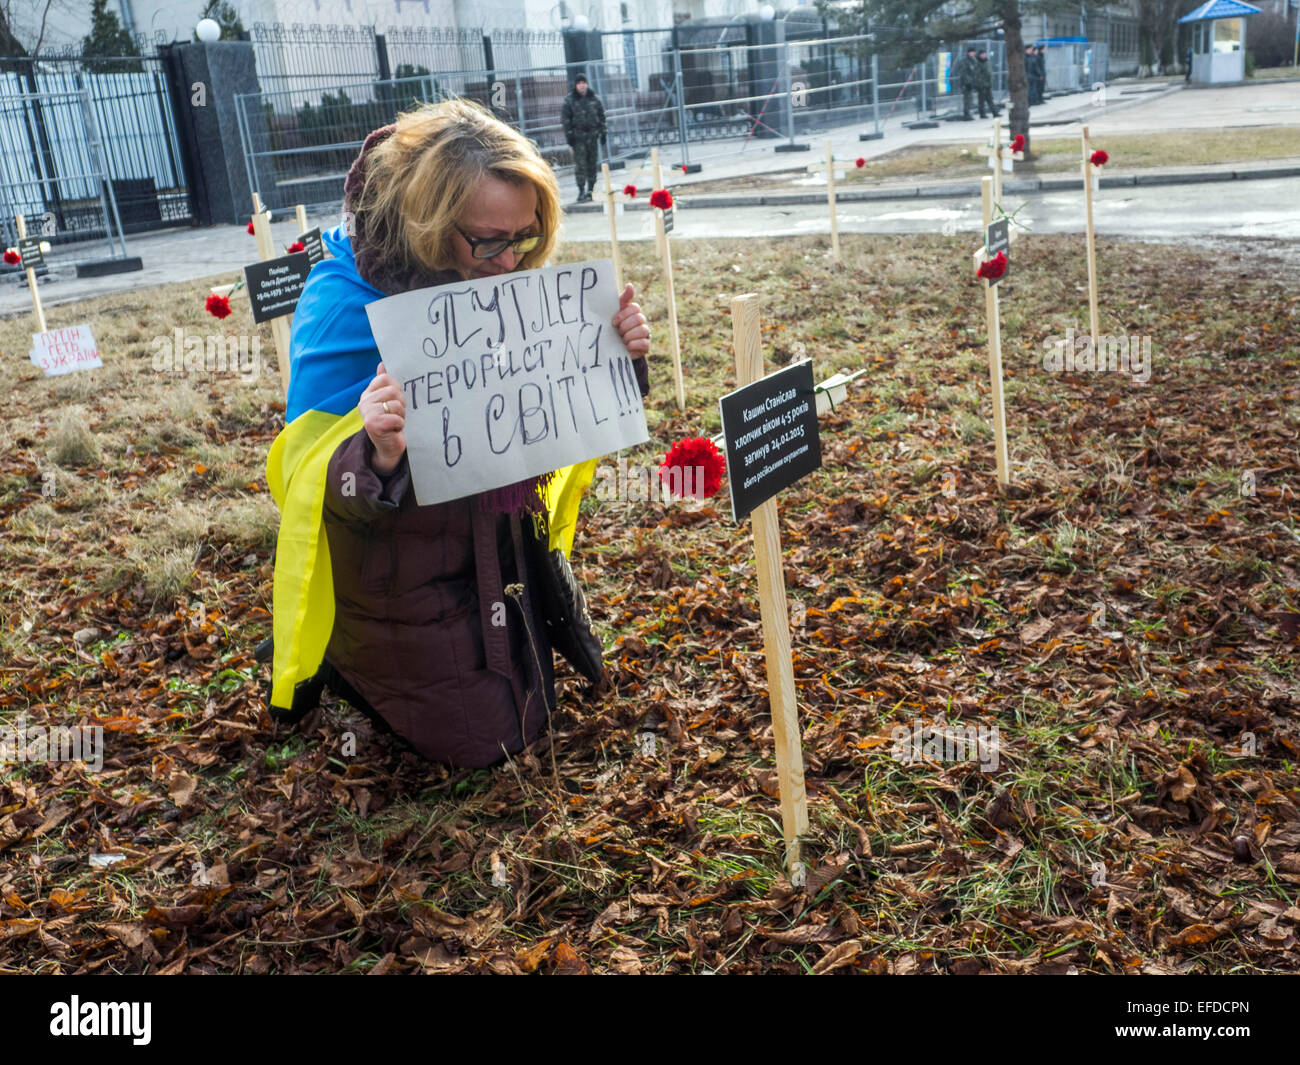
234, 27, 1001, 213
249, 22, 383, 97
0, 83, 131, 271
0, 57, 190, 242
1042, 40, 1109, 92
383, 26, 493, 78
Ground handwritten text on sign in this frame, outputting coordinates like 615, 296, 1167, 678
30, 324, 101, 376
365, 259, 649, 506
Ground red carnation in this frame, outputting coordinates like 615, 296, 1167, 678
1010, 134, 1025, 153
246, 220, 255, 234
680, 164, 688, 172
976, 250, 1007, 281
205, 292, 232, 319
649, 188, 673, 211
623, 184, 637, 197
287, 240, 305, 253
658, 437, 725, 499
3, 249, 19, 265
855, 157, 866, 168
1090, 149, 1108, 167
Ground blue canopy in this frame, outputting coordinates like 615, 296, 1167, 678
1178, 0, 1261, 23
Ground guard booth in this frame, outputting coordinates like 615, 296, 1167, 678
1180, 0, 1261, 85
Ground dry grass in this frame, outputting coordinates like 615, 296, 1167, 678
1, 231, 1298, 974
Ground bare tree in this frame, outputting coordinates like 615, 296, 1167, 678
1137, 0, 1199, 75
822, 0, 1082, 155
2, 0, 64, 56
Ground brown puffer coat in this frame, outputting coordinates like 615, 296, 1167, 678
322, 429, 554, 767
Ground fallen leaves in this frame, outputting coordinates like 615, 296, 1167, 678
0, 234, 1298, 976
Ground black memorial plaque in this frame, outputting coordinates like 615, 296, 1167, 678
662, 204, 674, 234
985, 218, 1009, 285
298, 227, 325, 265
243, 252, 311, 324
718, 359, 822, 523
17, 236, 43, 269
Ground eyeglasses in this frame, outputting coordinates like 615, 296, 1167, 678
454, 223, 544, 260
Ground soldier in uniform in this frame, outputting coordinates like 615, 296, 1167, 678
561, 73, 606, 203
959, 47, 978, 120
975, 49, 999, 119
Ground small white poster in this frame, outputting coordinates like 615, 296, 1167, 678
30, 324, 102, 376
365, 259, 649, 507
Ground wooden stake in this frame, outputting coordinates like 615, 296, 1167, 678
295, 203, 308, 233
804, 143, 843, 265
14, 214, 46, 333
978, 116, 1021, 210
251, 208, 292, 397
1081, 125, 1100, 353
992, 116, 1003, 207
980, 177, 1010, 488
601, 162, 624, 293
651, 147, 685, 411
825, 139, 841, 265
730, 293, 809, 874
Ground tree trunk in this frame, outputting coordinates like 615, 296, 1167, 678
1000, 1, 1030, 154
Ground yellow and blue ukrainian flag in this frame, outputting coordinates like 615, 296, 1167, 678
265, 224, 594, 712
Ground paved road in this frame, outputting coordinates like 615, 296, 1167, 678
608, 79, 1300, 193
3, 176, 1295, 317
564, 175, 1300, 244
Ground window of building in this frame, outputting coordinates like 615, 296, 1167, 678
1213, 18, 1242, 53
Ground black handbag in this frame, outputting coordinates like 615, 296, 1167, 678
523, 510, 606, 687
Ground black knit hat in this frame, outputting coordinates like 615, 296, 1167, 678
574, 72, 588, 85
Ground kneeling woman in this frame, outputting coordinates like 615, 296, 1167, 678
266, 99, 651, 768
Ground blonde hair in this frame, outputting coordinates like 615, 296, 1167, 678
352, 97, 561, 278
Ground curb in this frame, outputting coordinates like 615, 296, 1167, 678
567, 162, 1300, 213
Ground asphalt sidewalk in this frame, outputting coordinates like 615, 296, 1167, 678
578, 159, 1300, 213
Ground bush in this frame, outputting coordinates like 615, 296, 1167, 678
1247, 12, 1297, 69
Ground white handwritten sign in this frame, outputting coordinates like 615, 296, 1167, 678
29, 324, 101, 376
365, 259, 649, 506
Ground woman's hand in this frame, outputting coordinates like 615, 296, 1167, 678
361, 362, 406, 476
612, 283, 650, 359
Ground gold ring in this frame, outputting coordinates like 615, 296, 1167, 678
382, 401, 391, 415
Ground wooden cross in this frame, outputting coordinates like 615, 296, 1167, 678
249, 194, 293, 397
804, 138, 846, 265
1081, 124, 1101, 353
970, 175, 1011, 488
729, 293, 809, 876
12, 214, 47, 332
978, 117, 1023, 208
650, 147, 686, 411
211, 202, 315, 315
600, 162, 640, 293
